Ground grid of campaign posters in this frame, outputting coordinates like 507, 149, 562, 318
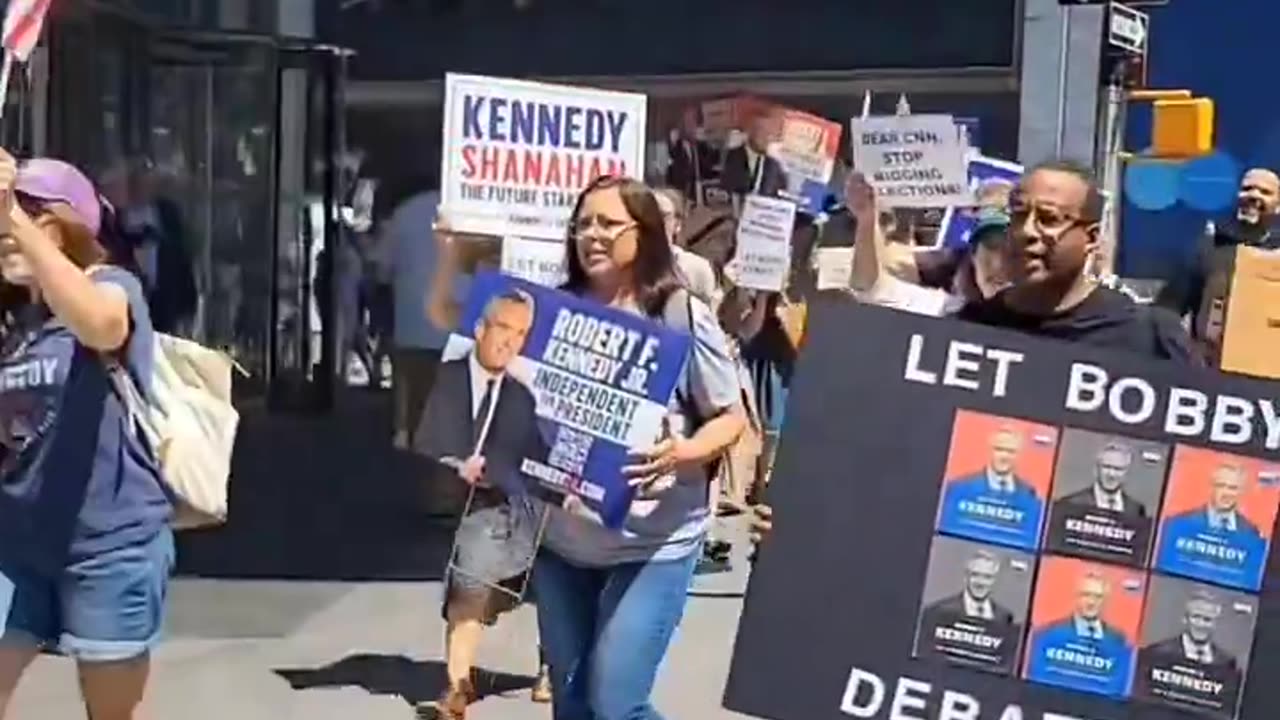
915, 409, 1280, 719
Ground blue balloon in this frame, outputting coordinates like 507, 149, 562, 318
1124, 159, 1181, 211
1179, 151, 1241, 212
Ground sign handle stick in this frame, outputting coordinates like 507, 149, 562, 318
0, 52, 14, 123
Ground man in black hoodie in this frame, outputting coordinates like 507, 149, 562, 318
1154, 168, 1280, 358
750, 159, 1197, 547
957, 160, 1195, 361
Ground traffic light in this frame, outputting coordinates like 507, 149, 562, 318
1152, 98, 1215, 157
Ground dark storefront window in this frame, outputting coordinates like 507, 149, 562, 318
329, 0, 1018, 81
118, 0, 279, 32
147, 42, 278, 385
45, 9, 145, 178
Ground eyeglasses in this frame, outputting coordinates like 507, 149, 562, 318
571, 213, 636, 240
1009, 202, 1090, 238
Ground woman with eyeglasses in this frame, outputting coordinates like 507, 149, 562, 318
0, 152, 171, 720
536, 175, 746, 720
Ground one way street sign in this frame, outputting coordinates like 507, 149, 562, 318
1108, 2, 1149, 55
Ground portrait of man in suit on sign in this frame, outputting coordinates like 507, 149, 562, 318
1024, 567, 1138, 699
913, 536, 1032, 675
924, 550, 1016, 625
721, 113, 790, 203
1141, 592, 1240, 672
936, 422, 1049, 551
1044, 434, 1166, 567
414, 288, 542, 497
1135, 576, 1253, 719
1155, 459, 1272, 591
1061, 442, 1148, 518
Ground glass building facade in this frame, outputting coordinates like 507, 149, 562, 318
29, 0, 346, 409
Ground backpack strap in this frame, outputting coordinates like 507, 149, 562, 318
657, 288, 728, 494
659, 288, 702, 428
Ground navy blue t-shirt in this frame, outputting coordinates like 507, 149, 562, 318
0, 266, 171, 572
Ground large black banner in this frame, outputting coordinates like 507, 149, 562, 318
724, 300, 1280, 720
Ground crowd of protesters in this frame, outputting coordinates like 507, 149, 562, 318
0, 117, 1274, 720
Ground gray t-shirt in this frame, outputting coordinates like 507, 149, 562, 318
541, 292, 740, 566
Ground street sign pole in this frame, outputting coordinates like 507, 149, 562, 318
1094, 1, 1149, 276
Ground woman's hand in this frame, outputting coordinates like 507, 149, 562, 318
623, 418, 689, 496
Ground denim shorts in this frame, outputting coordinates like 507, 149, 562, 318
0, 528, 174, 662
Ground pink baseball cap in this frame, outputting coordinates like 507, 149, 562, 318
14, 158, 103, 236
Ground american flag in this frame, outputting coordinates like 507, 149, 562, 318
2, 0, 52, 62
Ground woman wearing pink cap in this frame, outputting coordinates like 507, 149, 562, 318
0, 151, 171, 720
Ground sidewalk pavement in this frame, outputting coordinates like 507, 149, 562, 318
10, 520, 756, 719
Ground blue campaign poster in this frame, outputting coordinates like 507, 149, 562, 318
449, 271, 693, 528
936, 155, 1023, 250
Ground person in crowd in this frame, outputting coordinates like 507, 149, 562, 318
721, 114, 789, 202
121, 159, 198, 337
536, 175, 745, 720
654, 187, 719, 310
364, 229, 395, 390
845, 172, 1009, 315
413, 287, 546, 720
664, 122, 715, 202
336, 174, 377, 387
1155, 168, 1280, 357
424, 225, 553, 707
674, 202, 765, 517
380, 177, 449, 451
721, 215, 812, 509
751, 159, 1197, 547
655, 185, 743, 564
0, 153, 172, 720
956, 160, 1196, 358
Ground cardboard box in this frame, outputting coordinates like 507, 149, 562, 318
1219, 246, 1280, 379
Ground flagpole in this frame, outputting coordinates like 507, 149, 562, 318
0, 51, 14, 122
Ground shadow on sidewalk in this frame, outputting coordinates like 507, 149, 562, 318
176, 390, 461, 581
275, 653, 536, 706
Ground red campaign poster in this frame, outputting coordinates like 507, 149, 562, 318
1023, 555, 1146, 699
1153, 445, 1280, 591
935, 410, 1059, 551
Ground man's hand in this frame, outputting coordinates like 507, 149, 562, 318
748, 503, 773, 548
458, 455, 486, 486
845, 172, 877, 225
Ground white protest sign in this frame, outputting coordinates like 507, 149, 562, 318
732, 196, 797, 292
849, 114, 968, 208
501, 236, 567, 287
815, 248, 855, 290
440, 73, 647, 240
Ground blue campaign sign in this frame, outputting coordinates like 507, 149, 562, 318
449, 271, 692, 528
936, 154, 1022, 249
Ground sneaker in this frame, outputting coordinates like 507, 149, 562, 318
531, 665, 552, 703
415, 678, 475, 719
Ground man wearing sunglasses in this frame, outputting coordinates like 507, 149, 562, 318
749, 160, 1197, 551
955, 160, 1196, 361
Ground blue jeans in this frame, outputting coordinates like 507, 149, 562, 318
534, 548, 699, 720
0, 528, 174, 662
